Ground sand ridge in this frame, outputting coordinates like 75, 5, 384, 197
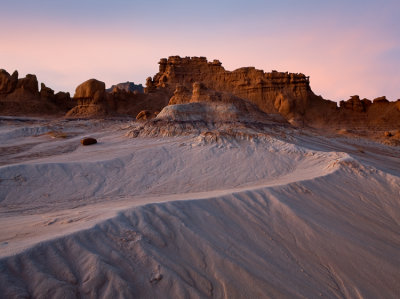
0, 118, 399, 298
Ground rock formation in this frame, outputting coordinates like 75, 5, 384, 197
66, 78, 170, 118
145, 56, 400, 129
128, 80, 288, 139
149, 56, 313, 113
106, 82, 144, 93
136, 110, 152, 121
66, 79, 108, 117
1, 58, 399, 131
0, 70, 18, 94
0, 69, 73, 116
331, 95, 400, 129
167, 82, 285, 123
145, 56, 339, 125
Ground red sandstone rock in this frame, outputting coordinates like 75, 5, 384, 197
80, 137, 97, 146
66, 79, 108, 117
74, 79, 105, 99
0, 69, 72, 116
40, 83, 55, 99
136, 110, 152, 121
0, 70, 18, 94
146, 56, 400, 129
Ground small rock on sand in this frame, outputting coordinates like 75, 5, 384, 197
80, 137, 97, 146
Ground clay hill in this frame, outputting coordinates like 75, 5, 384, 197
1, 56, 399, 130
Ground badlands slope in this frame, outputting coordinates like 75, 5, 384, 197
0, 116, 399, 298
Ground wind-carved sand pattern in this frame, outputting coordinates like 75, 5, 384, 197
0, 116, 399, 298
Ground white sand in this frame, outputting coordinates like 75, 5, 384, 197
0, 118, 399, 298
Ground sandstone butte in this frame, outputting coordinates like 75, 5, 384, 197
1, 56, 400, 129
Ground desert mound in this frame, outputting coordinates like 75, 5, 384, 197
0, 116, 399, 298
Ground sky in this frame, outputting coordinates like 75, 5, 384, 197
1, 0, 399, 101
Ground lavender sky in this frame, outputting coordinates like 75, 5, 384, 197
1, 0, 399, 101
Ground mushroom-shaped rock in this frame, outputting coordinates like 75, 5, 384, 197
74, 79, 105, 99
80, 137, 97, 146
136, 110, 152, 121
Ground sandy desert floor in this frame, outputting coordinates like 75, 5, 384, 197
0, 117, 399, 298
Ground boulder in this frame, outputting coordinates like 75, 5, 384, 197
80, 137, 97, 146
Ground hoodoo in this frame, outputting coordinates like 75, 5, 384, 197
1, 57, 399, 130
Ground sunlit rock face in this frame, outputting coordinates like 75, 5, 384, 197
148, 56, 313, 115
144, 56, 400, 129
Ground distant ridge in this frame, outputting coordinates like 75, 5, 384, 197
106, 81, 144, 93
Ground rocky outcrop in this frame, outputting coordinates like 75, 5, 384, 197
144, 56, 399, 129
168, 81, 284, 124
40, 83, 54, 99
145, 56, 339, 125
106, 82, 144, 93
0, 69, 73, 116
66, 78, 170, 118
328, 95, 400, 129
0, 70, 18, 94
2, 59, 399, 130
15, 74, 40, 96
74, 79, 106, 100
66, 79, 108, 117
339, 95, 371, 112
148, 56, 314, 114
136, 110, 152, 121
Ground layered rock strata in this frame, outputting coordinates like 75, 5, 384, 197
146, 56, 400, 128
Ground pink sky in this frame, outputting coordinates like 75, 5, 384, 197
1, 1, 399, 102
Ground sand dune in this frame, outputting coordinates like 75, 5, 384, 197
0, 118, 399, 298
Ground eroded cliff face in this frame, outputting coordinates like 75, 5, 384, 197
1, 58, 399, 130
333, 95, 400, 129
147, 56, 317, 115
145, 56, 341, 126
146, 56, 400, 128
168, 81, 286, 124
0, 69, 73, 116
